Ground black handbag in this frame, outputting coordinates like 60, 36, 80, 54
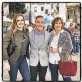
7, 33, 16, 57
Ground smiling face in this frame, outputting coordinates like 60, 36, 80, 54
52, 17, 64, 31
54, 19, 63, 31
16, 16, 25, 29
35, 16, 44, 31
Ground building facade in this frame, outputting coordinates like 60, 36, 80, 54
25, 3, 80, 25
3, 3, 80, 28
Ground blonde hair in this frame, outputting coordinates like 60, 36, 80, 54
11, 14, 25, 32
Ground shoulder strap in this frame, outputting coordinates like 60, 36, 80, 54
10, 30, 14, 42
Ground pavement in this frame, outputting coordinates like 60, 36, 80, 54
3, 53, 80, 81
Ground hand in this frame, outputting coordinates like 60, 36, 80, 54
3, 60, 10, 71
51, 47, 59, 53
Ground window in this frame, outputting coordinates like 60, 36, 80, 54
45, 9, 48, 14
26, 6, 28, 12
34, 7, 37, 12
41, 7, 44, 11
51, 3, 53, 9
56, 3, 59, 13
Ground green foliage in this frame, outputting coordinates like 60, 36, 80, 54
9, 3, 26, 18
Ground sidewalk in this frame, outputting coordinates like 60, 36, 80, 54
3, 54, 80, 81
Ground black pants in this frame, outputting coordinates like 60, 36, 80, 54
30, 62, 47, 81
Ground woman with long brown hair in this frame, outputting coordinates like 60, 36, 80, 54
3, 14, 30, 81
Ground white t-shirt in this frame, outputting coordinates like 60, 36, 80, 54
49, 30, 64, 64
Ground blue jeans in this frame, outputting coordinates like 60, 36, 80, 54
9, 56, 30, 81
49, 63, 72, 81
73, 40, 79, 54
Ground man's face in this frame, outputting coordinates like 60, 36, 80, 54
35, 17, 44, 31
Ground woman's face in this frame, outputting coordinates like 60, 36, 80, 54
16, 16, 25, 28
54, 20, 63, 31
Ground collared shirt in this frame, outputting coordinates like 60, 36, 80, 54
33, 29, 45, 48
49, 30, 64, 64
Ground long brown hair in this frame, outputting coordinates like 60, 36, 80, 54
11, 14, 25, 32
